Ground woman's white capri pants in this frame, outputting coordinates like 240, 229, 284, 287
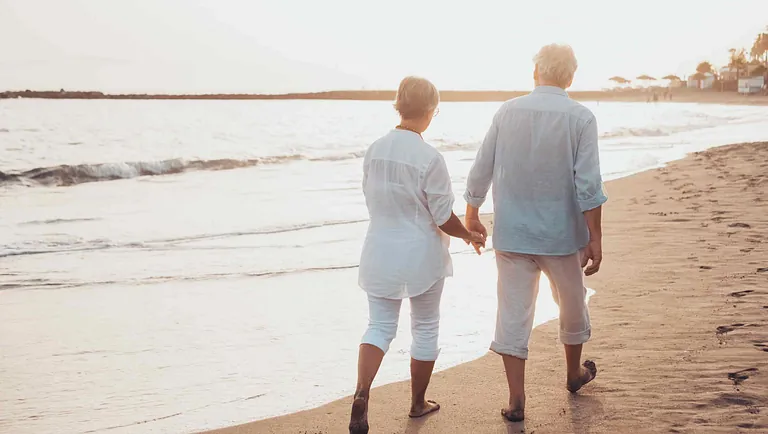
361, 279, 444, 362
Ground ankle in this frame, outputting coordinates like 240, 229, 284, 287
354, 388, 369, 400
508, 393, 525, 409
567, 366, 586, 381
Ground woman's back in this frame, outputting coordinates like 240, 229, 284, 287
359, 129, 454, 299
364, 129, 440, 231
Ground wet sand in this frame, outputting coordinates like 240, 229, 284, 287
209, 142, 768, 433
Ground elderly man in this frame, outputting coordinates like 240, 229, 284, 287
464, 44, 607, 422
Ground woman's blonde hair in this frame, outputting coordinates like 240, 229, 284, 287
394, 76, 439, 119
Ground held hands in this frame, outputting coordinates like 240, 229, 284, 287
465, 231, 486, 254
464, 218, 488, 255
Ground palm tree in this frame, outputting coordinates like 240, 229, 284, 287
728, 48, 748, 80
752, 32, 768, 67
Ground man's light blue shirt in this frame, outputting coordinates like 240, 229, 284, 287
464, 86, 608, 256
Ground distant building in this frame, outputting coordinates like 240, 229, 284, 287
720, 64, 765, 81
719, 67, 739, 81
738, 76, 765, 94
687, 73, 715, 89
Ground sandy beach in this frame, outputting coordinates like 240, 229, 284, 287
209, 141, 768, 434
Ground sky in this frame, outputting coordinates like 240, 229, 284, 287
1, 0, 767, 93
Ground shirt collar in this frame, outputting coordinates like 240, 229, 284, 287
532, 85, 569, 97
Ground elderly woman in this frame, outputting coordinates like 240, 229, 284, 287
349, 76, 485, 434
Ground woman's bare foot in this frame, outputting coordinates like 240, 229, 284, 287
408, 399, 440, 418
348, 395, 369, 434
501, 394, 525, 422
567, 360, 597, 393
501, 407, 525, 422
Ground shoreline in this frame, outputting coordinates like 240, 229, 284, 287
2, 89, 768, 105
208, 141, 768, 433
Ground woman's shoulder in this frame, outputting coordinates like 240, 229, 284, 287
369, 130, 441, 163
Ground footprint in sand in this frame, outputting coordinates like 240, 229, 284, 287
728, 368, 758, 385
699, 265, 714, 270
728, 223, 752, 228
753, 342, 768, 353
757, 267, 768, 273
716, 323, 746, 334
728, 290, 754, 298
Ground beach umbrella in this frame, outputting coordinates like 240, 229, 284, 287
609, 76, 630, 84
662, 75, 681, 81
635, 75, 657, 90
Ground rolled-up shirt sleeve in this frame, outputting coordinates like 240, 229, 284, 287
574, 116, 608, 212
464, 108, 500, 208
423, 154, 455, 226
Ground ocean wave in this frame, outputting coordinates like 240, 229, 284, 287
0, 264, 361, 291
0, 138, 491, 187
1, 218, 367, 258
600, 124, 714, 140
19, 217, 101, 226
0, 155, 306, 187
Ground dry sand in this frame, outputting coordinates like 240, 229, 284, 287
209, 142, 768, 433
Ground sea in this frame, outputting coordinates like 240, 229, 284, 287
2, 98, 768, 433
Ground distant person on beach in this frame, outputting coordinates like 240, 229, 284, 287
464, 44, 607, 422
349, 76, 486, 434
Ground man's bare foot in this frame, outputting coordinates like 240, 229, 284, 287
567, 360, 597, 393
408, 399, 440, 418
349, 395, 369, 434
501, 407, 525, 422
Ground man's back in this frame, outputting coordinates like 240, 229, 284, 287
464, 86, 607, 255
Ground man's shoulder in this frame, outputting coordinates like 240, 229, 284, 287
503, 92, 595, 123
565, 99, 596, 123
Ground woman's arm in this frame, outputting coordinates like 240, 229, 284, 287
423, 154, 486, 253
439, 212, 486, 251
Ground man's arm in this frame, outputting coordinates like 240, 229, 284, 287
575, 115, 608, 276
464, 108, 501, 240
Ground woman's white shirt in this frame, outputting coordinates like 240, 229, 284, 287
358, 129, 455, 299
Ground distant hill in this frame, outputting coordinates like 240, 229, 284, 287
0, 89, 531, 101
2, 88, 767, 105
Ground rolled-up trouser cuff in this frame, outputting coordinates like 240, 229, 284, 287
489, 341, 529, 360
411, 346, 440, 362
560, 326, 591, 346
361, 328, 394, 354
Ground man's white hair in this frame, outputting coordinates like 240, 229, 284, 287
533, 44, 578, 88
